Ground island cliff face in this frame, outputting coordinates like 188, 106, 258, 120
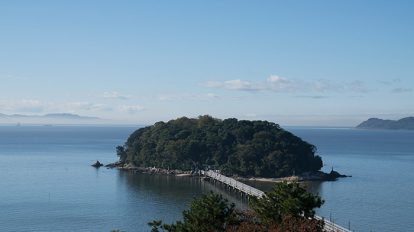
117, 115, 323, 178
356, 117, 414, 130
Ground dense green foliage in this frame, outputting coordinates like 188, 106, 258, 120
155, 193, 236, 232
225, 214, 324, 232
119, 115, 322, 177
251, 182, 324, 224
149, 182, 324, 232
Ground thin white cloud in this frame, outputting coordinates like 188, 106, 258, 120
119, 105, 145, 113
267, 75, 297, 92
347, 80, 369, 93
244, 113, 258, 118
378, 78, 401, 85
205, 80, 260, 91
391, 87, 412, 93
65, 102, 111, 111
102, 91, 131, 100
0, 74, 26, 81
376, 79, 412, 93
158, 93, 221, 101
311, 79, 341, 92
295, 95, 329, 99
0, 99, 114, 114
205, 75, 370, 94
0, 99, 46, 113
206, 93, 220, 99
18, 99, 45, 112
158, 95, 175, 101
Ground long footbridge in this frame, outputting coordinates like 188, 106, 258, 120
201, 170, 352, 232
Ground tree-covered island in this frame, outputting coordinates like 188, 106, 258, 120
115, 115, 324, 178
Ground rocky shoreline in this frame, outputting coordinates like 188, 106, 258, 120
100, 161, 350, 181
104, 161, 194, 176
239, 170, 351, 183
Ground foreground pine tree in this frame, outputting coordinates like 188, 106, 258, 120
149, 182, 324, 232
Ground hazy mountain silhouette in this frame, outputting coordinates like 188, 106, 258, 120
356, 117, 414, 130
0, 113, 101, 125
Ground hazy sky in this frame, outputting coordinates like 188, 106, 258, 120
1, 1, 413, 126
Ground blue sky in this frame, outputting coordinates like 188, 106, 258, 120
1, 1, 413, 126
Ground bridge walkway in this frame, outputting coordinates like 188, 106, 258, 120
201, 170, 352, 232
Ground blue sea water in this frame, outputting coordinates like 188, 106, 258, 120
0, 126, 413, 232
289, 127, 414, 232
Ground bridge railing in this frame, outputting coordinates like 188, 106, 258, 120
315, 215, 352, 232
203, 170, 265, 198
201, 170, 352, 232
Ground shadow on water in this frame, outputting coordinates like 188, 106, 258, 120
305, 181, 323, 195
117, 171, 250, 210
112, 169, 330, 231
117, 170, 325, 210
238, 179, 323, 196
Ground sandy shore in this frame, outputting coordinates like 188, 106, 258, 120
175, 173, 192, 177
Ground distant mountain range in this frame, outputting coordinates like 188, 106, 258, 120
356, 117, 414, 130
0, 113, 99, 119
0, 113, 101, 124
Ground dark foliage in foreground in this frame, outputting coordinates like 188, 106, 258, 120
150, 193, 236, 232
225, 214, 324, 232
149, 182, 324, 232
251, 182, 324, 224
118, 115, 322, 177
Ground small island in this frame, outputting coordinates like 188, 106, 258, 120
112, 115, 346, 181
356, 117, 414, 130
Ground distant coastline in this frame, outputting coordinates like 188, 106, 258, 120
356, 117, 414, 130
0, 113, 102, 125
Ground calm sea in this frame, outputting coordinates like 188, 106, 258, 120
0, 126, 413, 232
